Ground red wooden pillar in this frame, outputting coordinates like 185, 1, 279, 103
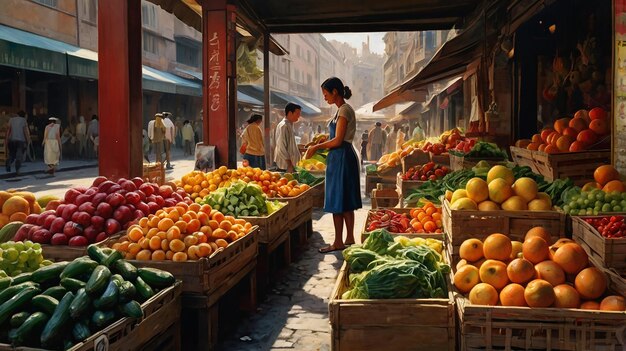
97, 0, 143, 180
201, 0, 237, 168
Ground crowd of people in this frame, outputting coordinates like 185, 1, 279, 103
359, 122, 425, 163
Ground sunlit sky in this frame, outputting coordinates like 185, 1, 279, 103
322, 33, 386, 55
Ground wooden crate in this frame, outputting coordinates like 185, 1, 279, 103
41, 233, 122, 262
329, 261, 455, 351
401, 150, 430, 173
451, 254, 626, 351
442, 200, 565, 258
510, 146, 539, 173
572, 216, 626, 275
101, 228, 259, 294
365, 173, 397, 197
309, 181, 325, 208
240, 201, 289, 244
510, 147, 611, 186
143, 162, 165, 185
449, 154, 507, 171
430, 153, 450, 167
257, 228, 291, 295
361, 208, 444, 243
371, 188, 400, 209
0, 282, 183, 351
396, 173, 425, 197
268, 187, 312, 223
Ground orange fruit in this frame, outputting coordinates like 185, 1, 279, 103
466, 178, 489, 203
212, 228, 228, 239
555, 135, 574, 152
1, 197, 30, 216
187, 245, 199, 260
552, 243, 588, 275
569, 117, 588, 132
506, 258, 535, 284
459, 239, 484, 262
128, 227, 144, 242
157, 218, 175, 231
215, 239, 229, 248
197, 243, 213, 257
522, 237, 550, 264
172, 252, 188, 262
594, 165, 620, 187
169, 239, 186, 253
187, 219, 201, 233
8, 212, 27, 222
553, 284, 580, 308
165, 250, 175, 260
423, 221, 436, 233
524, 279, 555, 307
602, 180, 626, 193
574, 267, 607, 300
453, 265, 480, 294
599, 296, 626, 311
589, 118, 609, 136
525, 227, 553, 245
580, 300, 600, 310
469, 283, 499, 306
212, 212, 225, 223
479, 260, 509, 290
500, 283, 527, 307
553, 118, 570, 134
136, 249, 152, 261
483, 233, 512, 261
151, 250, 166, 261
534, 260, 566, 287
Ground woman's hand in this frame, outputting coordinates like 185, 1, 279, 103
304, 145, 318, 159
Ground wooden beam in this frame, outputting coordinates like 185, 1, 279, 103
263, 32, 270, 169
97, 0, 143, 180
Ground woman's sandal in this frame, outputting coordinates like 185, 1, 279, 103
318, 245, 345, 254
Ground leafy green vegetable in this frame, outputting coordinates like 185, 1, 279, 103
201, 180, 285, 217
362, 230, 395, 255
293, 168, 325, 186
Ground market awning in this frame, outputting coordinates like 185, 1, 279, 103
373, 86, 428, 112
272, 92, 321, 116
237, 85, 321, 116
141, 66, 202, 96
355, 101, 390, 121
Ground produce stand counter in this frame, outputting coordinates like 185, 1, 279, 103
572, 216, 626, 276
270, 187, 314, 250
360, 208, 444, 244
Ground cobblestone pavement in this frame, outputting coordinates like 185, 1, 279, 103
218, 193, 370, 351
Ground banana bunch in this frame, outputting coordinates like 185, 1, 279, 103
298, 158, 326, 171
394, 236, 444, 255
304, 134, 329, 148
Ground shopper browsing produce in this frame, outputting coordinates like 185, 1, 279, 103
306, 77, 362, 253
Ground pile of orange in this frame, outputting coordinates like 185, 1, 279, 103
110, 202, 253, 262
408, 202, 443, 233
453, 227, 625, 311
178, 166, 310, 201
0, 191, 42, 227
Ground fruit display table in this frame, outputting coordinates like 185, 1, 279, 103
572, 216, 626, 276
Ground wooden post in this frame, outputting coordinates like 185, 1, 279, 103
201, 0, 237, 168
97, 0, 143, 180
263, 32, 271, 168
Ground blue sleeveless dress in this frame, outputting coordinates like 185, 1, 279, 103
324, 114, 362, 214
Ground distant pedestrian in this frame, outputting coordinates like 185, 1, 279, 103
175, 117, 183, 150
412, 122, 425, 141
87, 115, 99, 158
142, 129, 150, 162
43, 117, 61, 175
360, 131, 368, 162
5, 111, 30, 175
182, 120, 195, 156
162, 112, 175, 169
148, 113, 166, 165
76, 116, 87, 157
368, 122, 385, 161
241, 114, 266, 169
386, 124, 398, 154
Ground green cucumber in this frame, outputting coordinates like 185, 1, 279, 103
12, 311, 49, 346
101, 248, 114, 255
118, 281, 136, 302
0, 286, 41, 325
133, 276, 154, 301
113, 260, 138, 281
0, 282, 39, 305
10, 312, 30, 328
111, 274, 124, 287
137, 267, 175, 288
119, 300, 143, 319
42, 286, 67, 300
72, 321, 91, 341
90, 310, 117, 329
93, 280, 118, 310
60, 258, 98, 279
41, 291, 74, 346
31, 295, 58, 315
103, 250, 124, 268
0, 277, 12, 291
87, 245, 108, 264
60, 278, 86, 292
69, 288, 90, 319
12, 272, 32, 285
85, 266, 111, 296
31, 261, 69, 285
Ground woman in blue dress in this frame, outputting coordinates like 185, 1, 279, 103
306, 77, 362, 253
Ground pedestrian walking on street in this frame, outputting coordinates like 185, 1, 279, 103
142, 129, 150, 163
386, 124, 398, 154
182, 120, 195, 156
87, 115, 99, 159
306, 77, 362, 253
5, 111, 31, 175
162, 112, 175, 169
43, 117, 61, 175
368, 122, 385, 162
148, 113, 166, 165
360, 130, 368, 163
241, 114, 266, 169
76, 116, 86, 157
274, 104, 302, 173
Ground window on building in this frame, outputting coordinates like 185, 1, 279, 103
33, 0, 57, 7
143, 31, 159, 55
82, 0, 97, 23
141, 3, 158, 29
176, 39, 200, 67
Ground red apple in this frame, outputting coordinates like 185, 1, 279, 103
171, 193, 183, 202
146, 195, 156, 203
75, 212, 91, 227
45, 200, 61, 211
106, 193, 125, 207
136, 202, 150, 216
26, 214, 40, 225
78, 202, 96, 215
98, 180, 116, 193
95, 202, 113, 218
154, 196, 165, 208
105, 219, 121, 235
74, 194, 92, 206
31, 228, 52, 244
55, 204, 67, 217
84, 187, 98, 197
64, 188, 81, 204
50, 217, 66, 234
125, 192, 141, 205
135, 190, 147, 202
63, 221, 83, 237
164, 198, 177, 207
68, 236, 88, 246
43, 215, 56, 230
92, 176, 109, 187
95, 232, 109, 243
13, 224, 35, 241
139, 183, 154, 196
133, 210, 145, 220
27, 225, 41, 240
61, 204, 78, 221
147, 202, 160, 213
107, 184, 122, 194
159, 185, 174, 198
113, 206, 132, 223
51, 233, 69, 245
90, 216, 105, 230
92, 192, 107, 206
120, 180, 137, 192
131, 177, 144, 188
83, 226, 99, 243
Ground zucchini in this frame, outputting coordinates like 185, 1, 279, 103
103, 250, 124, 268
111, 274, 124, 287
60, 278, 86, 292
93, 280, 118, 310
10, 311, 30, 328
101, 248, 114, 255
41, 291, 74, 346
71, 321, 91, 342
12, 311, 49, 346
31, 295, 58, 315
119, 300, 143, 319
85, 266, 111, 296
113, 260, 138, 281
87, 245, 109, 264
31, 261, 69, 285
0, 286, 40, 325
0, 277, 12, 291
90, 310, 117, 329
69, 288, 90, 319
12, 272, 32, 285
42, 286, 67, 300
118, 281, 136, 302
133, 277, 154, 301
60, 258, 98, 280
137, 267, 175, 288
0, 282, 39, 305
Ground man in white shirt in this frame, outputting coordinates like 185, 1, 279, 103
162, 112, 175, 169
274, 103, 302, 173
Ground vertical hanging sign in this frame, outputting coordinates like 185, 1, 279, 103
203, 6, 229, 165
615, 0, 626, 173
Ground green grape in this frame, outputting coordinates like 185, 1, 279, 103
614, 206, 622, 212
611, 200, 618, 207
32, 243, 41, 250
23, 241, 32, 249
562, 205, 570, 213
18, 252, 28, 263
5, 248, 18, 262
570, 209, 578, 215
0, 271, 6, 278
0, 243, 8, 250
595, 201, 602, 208
595, 192, 605, 202
593, 209, 599, 215
13, 242, 24, 251
579, 192, 588, 200
602, 203, 612, 212
41, 260, 53, 266
11, 270, 21, 276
